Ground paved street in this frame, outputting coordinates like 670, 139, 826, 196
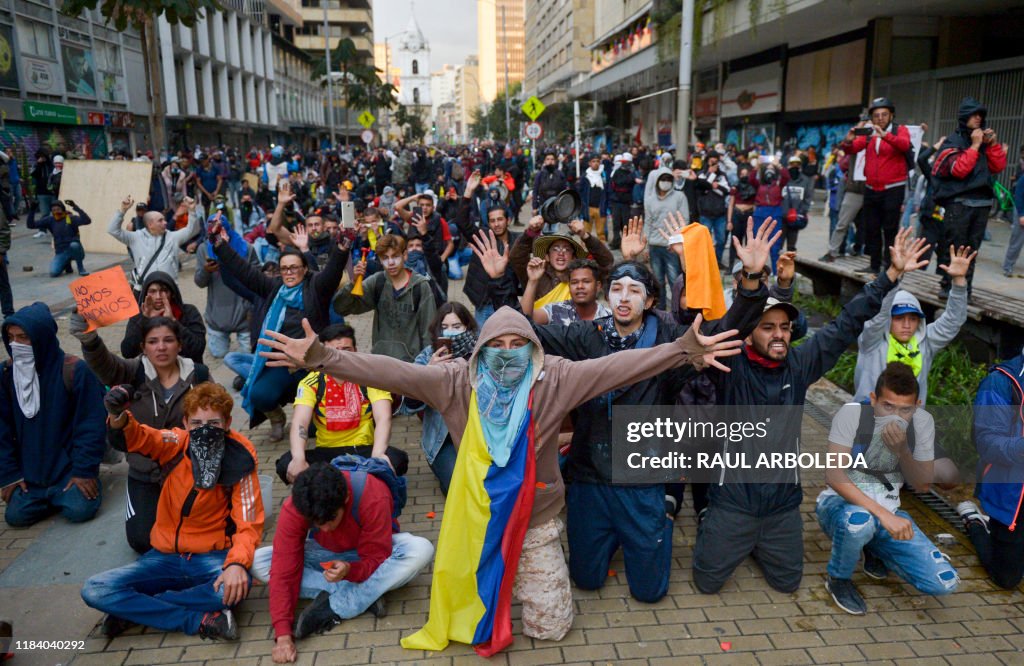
1, 219, 1023, 666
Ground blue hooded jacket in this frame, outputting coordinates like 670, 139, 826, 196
0, 302, 107, 487
973, 352, 1024, 529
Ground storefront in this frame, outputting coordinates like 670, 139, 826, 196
721, 60, 783, 153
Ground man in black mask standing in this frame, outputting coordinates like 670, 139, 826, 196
81, 382, 264, 641
532, 151, 568, 215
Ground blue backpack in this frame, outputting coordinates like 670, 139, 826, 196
330, 454, 407, 530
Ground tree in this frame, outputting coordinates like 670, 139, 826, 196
312, 38, 394, 141
393, 105, 426, 143
58, 0, 221, 155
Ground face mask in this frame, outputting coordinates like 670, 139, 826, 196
478, 344, 533, 390
657, 180, 673, 192
788, 167, 801, 179
9, 342, 40, 419
544, 164, 556, 172
447, 330, 478, 360
739, 175, 749, 183
189, 424, 228, 490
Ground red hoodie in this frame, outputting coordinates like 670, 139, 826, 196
842, 125, 912, 191
269, 471, 394, 638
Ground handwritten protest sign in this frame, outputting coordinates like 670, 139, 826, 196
69, 267, 139, 332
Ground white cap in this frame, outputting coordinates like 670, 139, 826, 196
53, 155, 65, 164
620, 152, 633, 162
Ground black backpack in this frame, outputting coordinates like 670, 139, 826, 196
610, 168, 634, 194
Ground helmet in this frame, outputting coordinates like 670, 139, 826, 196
868, 97, 895, 114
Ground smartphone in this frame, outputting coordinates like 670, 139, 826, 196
435, 337, 453, 352
341, 201, 356, 229
853, 127, 874, 136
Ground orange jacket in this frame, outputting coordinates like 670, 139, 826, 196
121, 414, 264, 569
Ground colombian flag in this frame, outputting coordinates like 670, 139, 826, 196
401, 392, 536, 656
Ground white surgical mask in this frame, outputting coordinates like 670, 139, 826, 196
657, 180, 673, 192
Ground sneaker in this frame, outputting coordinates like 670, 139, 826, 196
956, 500, 989, 533
32, 231, 46, 239
100, 614, 138, 638
268, 407, 286, 442
862, 549, 888, 580
825, 576, 866, 615
232, 376, 245, 391
198, 610, 238, 641
294, 591, 340, 639
367, 597, 387, 619
78, 270, 90, 277
818, 253, 835, 263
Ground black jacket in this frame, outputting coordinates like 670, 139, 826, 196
490, 273, 769, 484
452, 198, 520, 308
215, 239, 350, 338
706, 271, 898, 517
932, 97, 1000, 204
120, 271, 207, 363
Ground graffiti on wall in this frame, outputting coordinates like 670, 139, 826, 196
0, 123, 108, 196
790, 123, 850, 154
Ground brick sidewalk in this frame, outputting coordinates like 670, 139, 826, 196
1, 262, 1023, 665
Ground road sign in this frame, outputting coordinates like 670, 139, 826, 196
360, 129, 374, 144
524, 121, 543, 140
521, 96, 546, 121
356, 110, 375, 128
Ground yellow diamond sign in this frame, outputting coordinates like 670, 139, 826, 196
357, 110, 375, 128
521, 96, 546, 121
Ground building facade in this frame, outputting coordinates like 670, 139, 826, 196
454, 55, 480, 142
477, 0, 524, 103
522, 0, 594, 106
430, 64, 457, 125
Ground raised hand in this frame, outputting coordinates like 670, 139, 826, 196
776, 251, 797, 286
621, 216, 648, 260
288, 224, 309, 252
277, 181, 296, 205
259, 318, 319, 369
938, 245, 977, 282
888, 227, 930, 276
733, 217, 781, 275
120, 195, 134, 213
527, 214, 544, 233
568, 219, 586, 237
103, 384, 135, 418
526, 256, 546, 282
657, 213, 687, 258
69, 309, 92, 340
689, 313, 743, 372
412, 213, 429, 236
469, 229, 509, 279
465, 170, 482, 195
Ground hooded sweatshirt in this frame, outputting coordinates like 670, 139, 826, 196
931, 97, 1008, 204
0, 303, 106, 488
120, 271, 207, 363
853, 284, 968, 404
643, 166, 690, 247
304, 306, 710, 527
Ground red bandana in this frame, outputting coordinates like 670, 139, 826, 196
744, 344, 784, 369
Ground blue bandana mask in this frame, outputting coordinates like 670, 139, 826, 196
475, 343, 534, 467
478, 345, 533, 390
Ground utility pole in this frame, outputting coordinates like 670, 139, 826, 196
502, 4, 510, 142
674, 0, 695, 153
323, 0, 335, 147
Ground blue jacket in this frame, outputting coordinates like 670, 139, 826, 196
0, 302, 107, 487
1015, 171, 1024, 215
407, 345, 449, 464
973, 353, 1024, 528
27, 206, 92, 253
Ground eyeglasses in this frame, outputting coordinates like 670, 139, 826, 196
280, 265, 305, 274
549, 245, 574, 256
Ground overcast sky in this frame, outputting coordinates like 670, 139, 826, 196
373, 0, 477, 70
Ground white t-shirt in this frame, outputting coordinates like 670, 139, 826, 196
817, 402, 934, 513
541, 301, 612, 327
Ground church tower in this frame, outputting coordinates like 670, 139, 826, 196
395, 9, 431, 113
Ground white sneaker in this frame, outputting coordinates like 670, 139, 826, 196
33, 231, 46, 238
956, 500, 989, 532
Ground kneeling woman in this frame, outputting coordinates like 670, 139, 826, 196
71, 312, 210, 554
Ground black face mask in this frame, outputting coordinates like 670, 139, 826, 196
544, 164, 556, 173
739, 176, 749, 183
788, 167, 801, 179
189, 424, 228, 490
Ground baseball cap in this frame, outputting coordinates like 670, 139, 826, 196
890, 290, 924, 317
762, 297, 800, 321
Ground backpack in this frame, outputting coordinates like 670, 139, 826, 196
610, 168, 633, 194
850, 401, 916, 492
893, 125, 918, 174
931, 147, 963, 180
330, 454, 407, 530
3, 354, 78, 393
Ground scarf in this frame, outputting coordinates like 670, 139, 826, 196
189, 425, 227, 489
744, 344, 784, 369
445, 330, 478, 360
600, 314, 659, 416
242, 282, 304, 417
10, 342, 40, 418
585, 167, 604, 188
887, 335, 923, 376
533, 281, 571, 309
320, 375, 366, 431
475, 345, 533, 467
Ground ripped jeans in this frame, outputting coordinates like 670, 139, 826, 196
816, 493, 959, 596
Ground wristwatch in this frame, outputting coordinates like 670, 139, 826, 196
742, 269, 762, 281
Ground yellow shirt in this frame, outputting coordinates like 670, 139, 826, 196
294, 372, 391, 448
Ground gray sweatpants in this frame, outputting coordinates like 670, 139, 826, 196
693, 505, 803, 594
827, 192, 864, 257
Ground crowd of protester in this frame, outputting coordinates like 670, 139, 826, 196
0, 94, 1022, 663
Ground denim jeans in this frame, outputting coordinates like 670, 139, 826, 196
49, 241, 86, 277
81, 549, 243, 634
251, 533, 434, 618
753, 205, 784, 274
1002, 210, 1024, 275
224, 352, 254, 382
815, 493, 959, 595
4, 474, 102, 527
648, 246, 681, 310
699, 215, 728, 266
474, 303, 495, 328
207, 329, 251, 359
414, 183, 430, 194
248, 366, 301, 414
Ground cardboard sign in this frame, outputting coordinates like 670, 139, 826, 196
57, 160, 152, 255
69, 266, 139, 332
